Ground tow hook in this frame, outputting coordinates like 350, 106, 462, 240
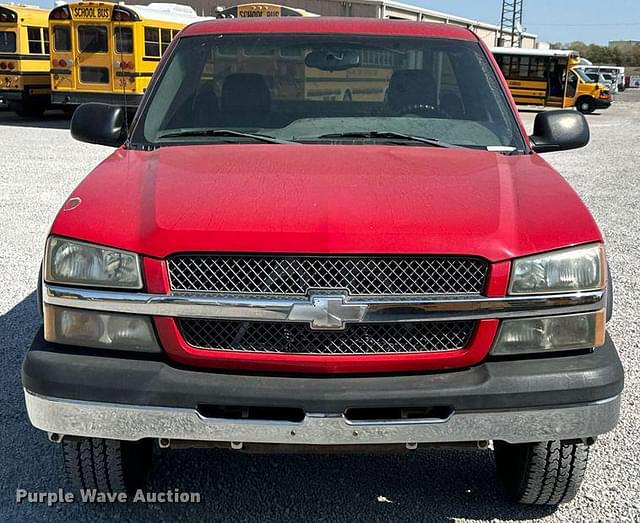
48, 432, 64, 444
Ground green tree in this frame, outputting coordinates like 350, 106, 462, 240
547, 41, 639, 66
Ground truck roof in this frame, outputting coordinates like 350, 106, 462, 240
182, 17, 479, 41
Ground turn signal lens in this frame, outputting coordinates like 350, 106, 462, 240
491, 310, 605, 355
44, 305, 160, 352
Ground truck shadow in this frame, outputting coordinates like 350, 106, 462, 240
0, 110, 71, 130
2, 292, 555, 522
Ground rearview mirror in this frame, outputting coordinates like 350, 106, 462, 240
305, 49, 360, 71
70, 103, 127, 147
530, 110, 589, 153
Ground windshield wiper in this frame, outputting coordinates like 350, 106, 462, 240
307, 131, 458, 148
156, 128, 294, 144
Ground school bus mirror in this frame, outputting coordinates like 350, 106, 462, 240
529, 110, 590, 153
70, 103, 127, 148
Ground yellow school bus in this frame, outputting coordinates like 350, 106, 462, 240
48, 2, 204, 109
305, 48, 396, 102
492, 47, 611, 114
0, 4, 51, 116
215, 3, 316, 18
215, 4, 393, 103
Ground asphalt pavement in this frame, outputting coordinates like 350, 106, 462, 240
1, 91, 639, 522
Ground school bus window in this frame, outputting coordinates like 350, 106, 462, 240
43, 28, 50, 53
518, 57, 529, 78
217, 44, 236, 57
496, 55, 508, 77
115, 26, 133, 53
160, 28, 172, 54
27, 27, 45, 54
78, 25, 108, 53
243, 46, 274, 57
529, 58, 545, 79
80, 66, 109, 84
53, 26, 71, 52
144, 27, 160, 57
279, 46, 303, 58
0, 31, 16, 52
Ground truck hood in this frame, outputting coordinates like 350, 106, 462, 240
51, 144, 601, 262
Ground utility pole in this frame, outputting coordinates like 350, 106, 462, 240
499, 0, 524, 47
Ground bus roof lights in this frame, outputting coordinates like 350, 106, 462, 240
112, 6, 140, 22
0, 8, 18, 23
49, 6, 71, 20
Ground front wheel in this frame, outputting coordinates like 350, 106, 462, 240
62, 437, 152, 493
494, 440, 590, 505
576, 97, 595, 114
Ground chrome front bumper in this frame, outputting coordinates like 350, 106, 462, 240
43, 283, 606, 325
24, 389, 620, 445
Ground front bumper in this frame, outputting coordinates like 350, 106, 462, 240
23, 330, 623, 445
596, 98, 612, 109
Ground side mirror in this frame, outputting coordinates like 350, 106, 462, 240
70, 103, 127, 147
529, 110, 589, 153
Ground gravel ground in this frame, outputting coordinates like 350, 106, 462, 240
1, 92, 639, 522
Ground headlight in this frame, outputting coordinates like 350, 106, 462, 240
44, 305, 160, 352
509, 244, 605, 295
45, 236, 142, 289
491, 310, 605, 355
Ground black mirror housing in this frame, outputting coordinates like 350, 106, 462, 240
305, 49, 361, 71
530, 110, 589, 153
70, 103, 127, 147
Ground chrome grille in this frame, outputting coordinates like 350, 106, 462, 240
167, 255, 488, 295
178, 319, 475, 355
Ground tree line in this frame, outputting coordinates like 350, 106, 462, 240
549, 41, 640, 66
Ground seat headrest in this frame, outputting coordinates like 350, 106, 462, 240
386, 70, 437, 111
221, 73, 271, 112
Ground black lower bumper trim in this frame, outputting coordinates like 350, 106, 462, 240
595, 99, 612, 109
22, 329, 623, 413
2, 88, 50, 102
51, 91, 143, 107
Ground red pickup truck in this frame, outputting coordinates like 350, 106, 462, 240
22, 18, 623, 506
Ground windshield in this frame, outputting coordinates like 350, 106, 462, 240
574, 68, 592, 83
133, 34, 525, 150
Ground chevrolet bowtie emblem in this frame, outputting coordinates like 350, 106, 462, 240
288, 294, 367, 330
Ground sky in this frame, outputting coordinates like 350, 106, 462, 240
32, 0, 640, 45
410, 0, 640, 45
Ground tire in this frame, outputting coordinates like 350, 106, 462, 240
576, 97, 595, 114
494, 440, 590, 505
62, 438, 152, 493
13, 101, 46, 117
